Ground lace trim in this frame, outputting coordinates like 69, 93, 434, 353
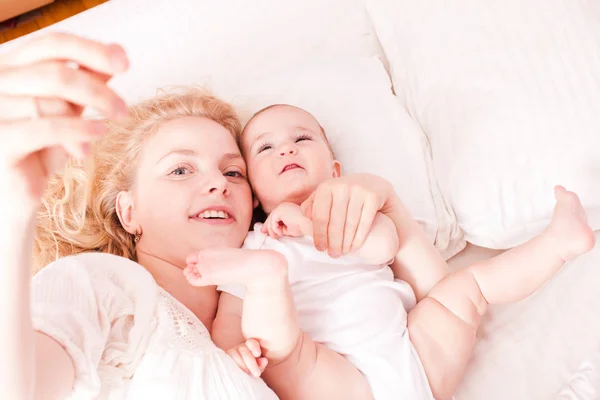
157, 289, 217, 353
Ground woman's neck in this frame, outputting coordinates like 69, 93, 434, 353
136, 250, 219, 333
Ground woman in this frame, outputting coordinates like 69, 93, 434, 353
0, 33, 422, 399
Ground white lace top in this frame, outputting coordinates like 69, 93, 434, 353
30, 252, 277, 399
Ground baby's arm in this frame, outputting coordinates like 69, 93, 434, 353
213, 294, 269, 377
212, 292, 245, 351
185, 247, 374, 400
407, 187, 595, 400
384, 194, 448, 301
356, 212, 399, 265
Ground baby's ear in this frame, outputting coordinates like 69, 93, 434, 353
253, 197, 260, 209
332, 160, 342, 178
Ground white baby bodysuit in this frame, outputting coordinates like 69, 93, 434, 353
219, 223, 434, 400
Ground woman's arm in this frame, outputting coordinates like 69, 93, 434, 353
0, 212, 75, 399
0, 32, 129, 399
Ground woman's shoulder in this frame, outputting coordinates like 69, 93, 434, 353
33, 252, 157, 301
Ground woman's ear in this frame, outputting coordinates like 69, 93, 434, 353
332, 160, 342, 178
116, 190, 139, 235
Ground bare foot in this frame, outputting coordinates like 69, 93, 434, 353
183, 248, 288, 288
549, 186, 596, 261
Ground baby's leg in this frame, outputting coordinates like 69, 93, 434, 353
408, 187, 595, 400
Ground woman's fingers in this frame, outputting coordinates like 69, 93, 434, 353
342, 192, 365, 255
0, 118, 106, 162
0, 95, 78, 120
327, 185, 349, 258
351, 194, 379, 252
0, 61, 127, 119
1, 32, 129, 76
310, 186, 333, 251
301, 191, 315, 220
39, 146, 70, 177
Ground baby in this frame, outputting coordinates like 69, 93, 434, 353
185, 104, 595, 400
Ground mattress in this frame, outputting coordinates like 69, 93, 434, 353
449, 235, 600, 399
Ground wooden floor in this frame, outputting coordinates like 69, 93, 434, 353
0, 0, 108, 44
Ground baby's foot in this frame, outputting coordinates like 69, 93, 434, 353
184, 248, 288, 288
549, 186, 595, 261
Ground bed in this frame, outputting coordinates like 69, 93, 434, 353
4, 0, 600, 398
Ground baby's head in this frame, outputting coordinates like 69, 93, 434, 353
240, 104, 341, 214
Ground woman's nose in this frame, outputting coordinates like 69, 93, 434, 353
204, 173, 229, 196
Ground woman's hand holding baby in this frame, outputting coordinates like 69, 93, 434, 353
301, 173, 394, 258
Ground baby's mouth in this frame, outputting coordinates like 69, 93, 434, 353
280, 163, 303, 174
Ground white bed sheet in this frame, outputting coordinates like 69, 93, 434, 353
449, 234, 600, 399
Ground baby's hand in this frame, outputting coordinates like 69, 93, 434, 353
227, 339, 268, 377
262, 202, 311, 239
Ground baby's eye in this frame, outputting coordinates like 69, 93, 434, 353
257, 143, 272, 153
296, 134, 312, 142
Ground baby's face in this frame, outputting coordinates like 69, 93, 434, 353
242, 105, 340, 214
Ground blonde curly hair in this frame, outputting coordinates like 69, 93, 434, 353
33, 88, 242, 273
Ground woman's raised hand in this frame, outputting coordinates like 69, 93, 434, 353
0, 32, 129, 211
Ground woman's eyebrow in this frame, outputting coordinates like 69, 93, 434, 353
222, 153, 244, 162
156, 149, 197, 164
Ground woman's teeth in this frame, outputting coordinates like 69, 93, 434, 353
199, 210, 230, 219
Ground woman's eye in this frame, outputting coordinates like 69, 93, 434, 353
170, 166, 190, 176
225, 171, 245, 178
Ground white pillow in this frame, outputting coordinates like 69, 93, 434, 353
5, 0, 463, 257
367, 0, 600, 249
3, 0, 385, 105
212, 57, 464, 258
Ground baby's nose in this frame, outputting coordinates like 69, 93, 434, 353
279, 146, 296, 156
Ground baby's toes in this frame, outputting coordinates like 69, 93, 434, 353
185, 252, 199, 265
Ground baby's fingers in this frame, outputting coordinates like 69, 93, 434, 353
238, 345, 262, 377
227, 348, 251, 375
257, 357, 268, 372
245, 339, 262, 357
267, 218, 281, 239
274, 220, 284, 237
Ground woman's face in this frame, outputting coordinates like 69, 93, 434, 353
124, 116, 253, 267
